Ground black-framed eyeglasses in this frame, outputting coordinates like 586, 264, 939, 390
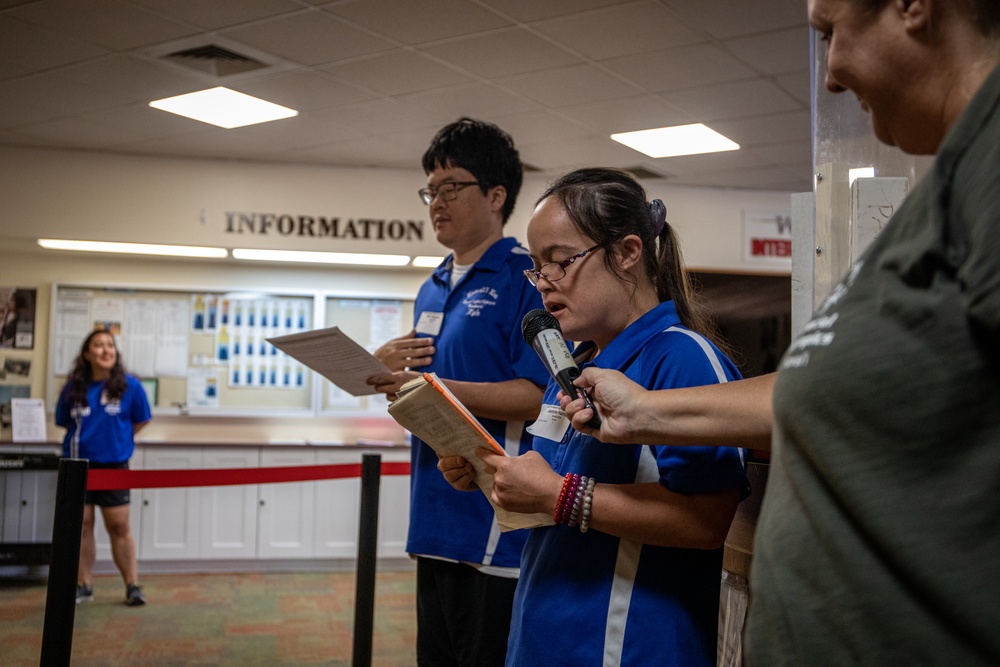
417, 181, 482, 206
523, 244, 603, 286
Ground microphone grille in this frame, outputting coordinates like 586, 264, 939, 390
521, 308, 560, 346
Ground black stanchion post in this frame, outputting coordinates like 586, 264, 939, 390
352, 453, 381, 667
39, 458, 88, 667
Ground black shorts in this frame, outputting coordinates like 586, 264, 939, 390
84, 460, 130, 507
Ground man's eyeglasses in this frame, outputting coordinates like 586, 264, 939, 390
418, 181, 483, 206
523, 244, 603, 286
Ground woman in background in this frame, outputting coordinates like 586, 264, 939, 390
441, 168, 748, 666
56, 329, 151, 606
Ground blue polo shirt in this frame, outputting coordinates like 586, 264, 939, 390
507, 301, 748, 666
56, 375, 151, 463
406, 236, 549, 568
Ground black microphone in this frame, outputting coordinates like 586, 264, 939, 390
521, 308, 601, 429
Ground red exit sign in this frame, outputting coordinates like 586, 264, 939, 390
751, 238, 792, 257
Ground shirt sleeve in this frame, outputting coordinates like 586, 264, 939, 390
127, 376, 152, 424
54, 384, 71, 427
640, 331, 748, 495
956, 140, 1000, 333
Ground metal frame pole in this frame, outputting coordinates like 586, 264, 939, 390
351, 453, 381, 667
39, 458, 88, 667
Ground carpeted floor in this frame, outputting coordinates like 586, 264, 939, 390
0, 570, 417, 666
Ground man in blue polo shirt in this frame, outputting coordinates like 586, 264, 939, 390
368, 118, 548, 667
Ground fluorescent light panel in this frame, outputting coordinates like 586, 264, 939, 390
149, 87, 298, 129
38, 239, 227, 259
232, 248, 411, 266
412, 256, 444, 268
611, 123, 739, 158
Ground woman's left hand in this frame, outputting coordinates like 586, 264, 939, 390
477, 448, 563, 515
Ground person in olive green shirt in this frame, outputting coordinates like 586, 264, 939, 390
560, 1, 1000, 663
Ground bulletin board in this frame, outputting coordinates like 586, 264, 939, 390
48, 283, 417, 418
321, 297, 415, 415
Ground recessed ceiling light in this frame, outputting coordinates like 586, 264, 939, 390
232, 248, 411, 266
611, 123, 739, 158
149, 87, 297, 129
38, 239, 228, 258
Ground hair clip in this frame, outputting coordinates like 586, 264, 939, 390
649, 199, 666, 234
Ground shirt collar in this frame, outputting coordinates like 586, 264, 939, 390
432, 237, 520, 285
575, 301, 682, 371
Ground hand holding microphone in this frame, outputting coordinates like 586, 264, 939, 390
521, 308, 601, 430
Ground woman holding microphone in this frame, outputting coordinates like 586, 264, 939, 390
440, 167, 747, 666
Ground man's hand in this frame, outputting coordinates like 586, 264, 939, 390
365, 369, 423, 400
373, 329, 435, 372
437, 455, 478, 491
558, 368, 643, 444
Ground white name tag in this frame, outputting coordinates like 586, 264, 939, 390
527, 404, 570, 442
415, 311, 444, 336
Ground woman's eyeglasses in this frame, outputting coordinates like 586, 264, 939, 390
523, 244, 603, 286
417, 181, 482, 206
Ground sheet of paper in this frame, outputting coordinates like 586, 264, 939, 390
266, 325, 391, 396
11, 398, 47, 442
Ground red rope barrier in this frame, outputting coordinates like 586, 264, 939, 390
86, 461, 411, 491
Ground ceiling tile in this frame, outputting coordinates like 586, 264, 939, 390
130, 0, 303, 30
602, 44, 756, 92
663, 78, 803, 122
400, 81, 539, 119
9, 0, 198, 50
0, 1, 817, 192
519, 134, 640, 170
325, 0, 512, 45
221, 10, 396, 66
557, 95, 692, 134
725, 26, 809, 75
775, 68, 811, 106
483, 111, 590, 146
322, 50, 473, 96
476, 0, 632, 23
710, 110, 811, 147
421, 27, 581, 78
55, 54, 210, 102
312, 98, 445, 136
234, 69, 377, 111
533, 1, 705, 61
661, 0, 806, 40
0, 15, 109, 75
494, 64, 639, 108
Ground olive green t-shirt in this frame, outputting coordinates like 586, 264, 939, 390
746, 64, 1000, 665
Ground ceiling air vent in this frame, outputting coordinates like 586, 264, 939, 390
164, 44, 267, 77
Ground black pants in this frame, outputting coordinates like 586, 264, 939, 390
416, 557, 518, 667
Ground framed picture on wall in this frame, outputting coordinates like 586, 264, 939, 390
1, 287, 37, 349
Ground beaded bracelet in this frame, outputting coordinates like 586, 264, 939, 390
567, 475, 588, 527
552, 473, 574, 524
578, 477, 596, 533
559, 474, 581, 525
